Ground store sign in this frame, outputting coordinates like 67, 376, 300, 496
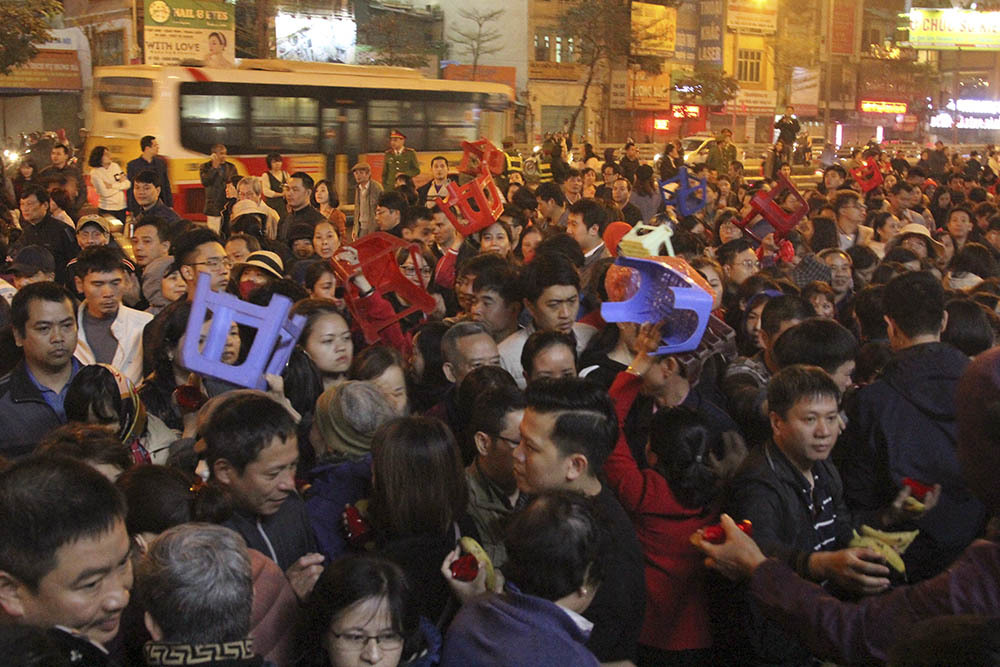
727, 0, 778, 34
632, 2, 677, 56
654, 118, 670, 130
946, 98, 1000, 115
830, 0, 858, 55
443, 65, 516, 90
144, 0, 235, 67
528, 62, 582, 81
629, 70, 673, 110
860, 100, 908, 114
0, 49, 82, 91
930, 112, 1000, 130
790, 67, 820, 116
275, 12, 356, 63
672, 105, 701, 118
698, 0, 724, 67
673, 29, 697, 64
907, 8, 1000, 50
723, 89, 778, 115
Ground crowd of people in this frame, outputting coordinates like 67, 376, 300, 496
0, 123, 999, 667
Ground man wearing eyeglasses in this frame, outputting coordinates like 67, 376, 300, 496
832, 191, 874, 251
464, 384, 527, 567
171, 228, 233, 299
717, 238, 760, 287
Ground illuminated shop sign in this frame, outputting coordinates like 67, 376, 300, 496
654, 118, 670, 130
946, 98, 1000, 115
672, 105, 701, 118
930, 112, 1000, 130
860, 100, 908, 114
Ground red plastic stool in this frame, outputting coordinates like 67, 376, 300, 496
331, 233, 436, 344
737, 173, 809, 242
851, 158, 884, 193
458, 138, 506, 176
434, 166, 505, 236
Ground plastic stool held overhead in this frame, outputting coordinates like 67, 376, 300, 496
600, 255, 714, 355
179, 273, 305, 390
618, 223, 675, 259
659, 166, 708, 217
458, 138, 506, 176
330, 232, 436, 344
434, 166, 505, 236
737, 172, 809, 242
851, 158, 884, 193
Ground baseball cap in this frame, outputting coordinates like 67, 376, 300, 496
231, 199, 262, 220
76, 214, 111, 234
8, 245, 56, 276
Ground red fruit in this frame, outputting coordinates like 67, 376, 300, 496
173, 384, 206, 411
342, 505, 373, 547
702, 519, 753, 544
903, 477, 933, 501
450, 553, 479, 581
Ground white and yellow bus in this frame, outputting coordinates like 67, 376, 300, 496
88, 60, 513, 220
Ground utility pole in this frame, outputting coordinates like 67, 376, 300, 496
822, 0, 832, 141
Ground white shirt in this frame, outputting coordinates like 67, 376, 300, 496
498, 321, 597, 389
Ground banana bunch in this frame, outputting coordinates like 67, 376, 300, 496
848, 525, 920, 576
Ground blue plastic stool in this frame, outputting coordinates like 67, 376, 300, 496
600, 255, 714, 355
179, 273, 306, 390
659, 166, 708, 217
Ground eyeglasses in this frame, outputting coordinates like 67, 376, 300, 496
330, 631, 404, 652
733, 259, 760, 270
401, 265, 433, 277
493, 434, 521, 448
190, 257, 233, 271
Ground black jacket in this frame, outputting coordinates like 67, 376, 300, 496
222, 493, 317, 571
417, 175, 459, 204
726, 440, 854, 576
720, 441, 854, 666
0, 361, 68, 459
127, 155, 173, 214
11, 214, 80, 285
838, 342, 985, 581
199, 160, 239, 216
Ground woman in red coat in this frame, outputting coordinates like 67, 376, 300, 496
603, 327, 728, 665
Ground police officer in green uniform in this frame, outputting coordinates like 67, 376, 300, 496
382, 129, 420, 190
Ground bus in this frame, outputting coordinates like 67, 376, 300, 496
88, 60, 514, 220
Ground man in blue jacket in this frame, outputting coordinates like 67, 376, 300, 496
838, 270, 984, 581
0, 282, 80, 458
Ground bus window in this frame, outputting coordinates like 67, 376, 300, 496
368, 99, 425, 149
96, 77, 153, 114
251, 96, 319, 152
426, 100, 478, 146
180, 94, 248, 153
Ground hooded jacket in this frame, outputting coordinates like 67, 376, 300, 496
838, 342, 985, 581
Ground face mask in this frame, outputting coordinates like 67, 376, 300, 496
239, 280, 258, 300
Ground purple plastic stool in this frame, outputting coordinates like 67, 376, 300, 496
659, 166, 708, 217
600, 255, 714, 355
179, 273, 306, 390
